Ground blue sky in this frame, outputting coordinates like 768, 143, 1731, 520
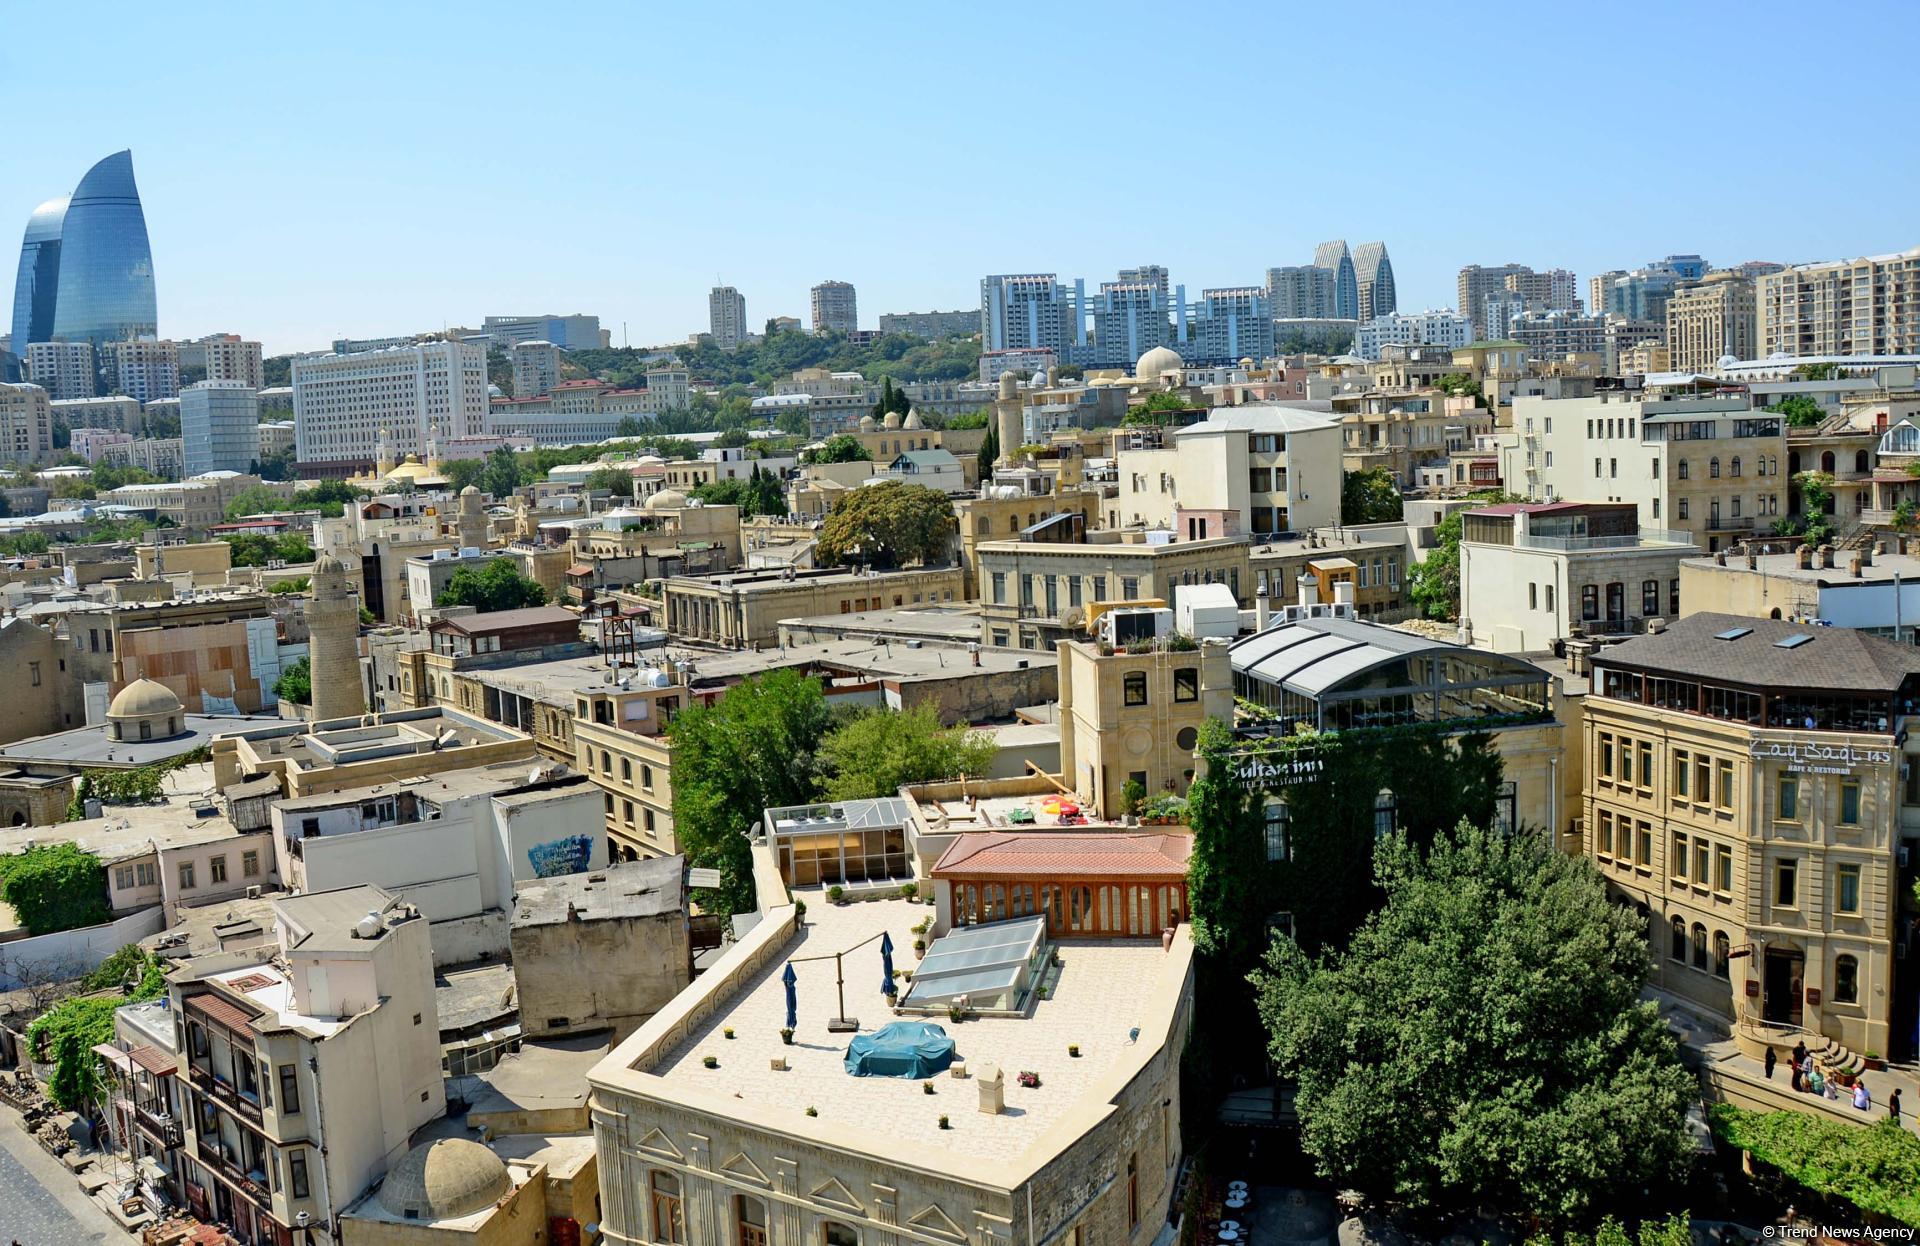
4, 0, 1915, 356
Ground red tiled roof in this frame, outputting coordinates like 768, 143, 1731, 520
932, 831, 1191, 878
130, 1044, 177, 1076
187, 992, 261, 1035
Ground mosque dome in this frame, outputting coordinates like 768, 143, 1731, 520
882, 411, 903, 429
858, 414, 878, 432
106, 678, 185, 743
646, 488, 689, 511
377, 1139, 513, 1221
1134, 346, 1185, 382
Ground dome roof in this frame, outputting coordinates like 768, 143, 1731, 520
377, 1139, 512, 1221
1134, 345, 1185, 382
646, 488, 689, 511
460, 484, 481, 497
107, 678, 182, 721
858, 414, 878, 431
881, 411, 902, 429
314, 554, 347, 575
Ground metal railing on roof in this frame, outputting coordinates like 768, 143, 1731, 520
1513, 529, 1697, 552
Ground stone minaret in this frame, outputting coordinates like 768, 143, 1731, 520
994, 371, 1022, 468
456, 485, 490, 550
376, 426, 394, 478
308, 555, 364, 722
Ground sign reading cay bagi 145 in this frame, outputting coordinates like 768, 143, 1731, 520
1748, 739, 1894, 776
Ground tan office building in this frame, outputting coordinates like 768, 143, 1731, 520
1583, 614, 1920, 1064
661, 565, 966, 650
1667, 274, 1757, 373
0, 381, 54, 466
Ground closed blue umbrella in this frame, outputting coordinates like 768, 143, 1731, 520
782, 962, 798, 1030
880, 932, 897, 998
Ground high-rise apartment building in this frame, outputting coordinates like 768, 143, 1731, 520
24, 339, 96, 400
0, 382, 54, 466
181, 381, 260, 476
708, 286, 749, 350
1506, 267, 1579, 312
1667, 273, 1758, 371
481, 313, 602, 351
1117, 263, 1171, 300
809, 280, 858, 335
1355, 309, 1471, 360
50, 394, 140, 433
1266, 265, 1338, 319
981, 273, 1077, 354
1757, 248, 1920, 358
1509, 308, 1608, 361
194, 334, 266, 389
1188, 287, 1274, 363
1091, 280, 1173, 367
1315, 240, 1360, 320
1353, 241, 1396, 323
1458, 264, 1537, 339
110, 339, 179, 403
509, 338, 560, 398
8, 151, 158, 364
292, 340, 489, 465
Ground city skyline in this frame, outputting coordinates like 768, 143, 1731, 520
2, 1, 1915, 356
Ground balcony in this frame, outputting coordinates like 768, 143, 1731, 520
1513, 529, 1698, 553
196, 1137, 272, 1210
132, 1100, 184, 1149
186, 1062, 263, 1126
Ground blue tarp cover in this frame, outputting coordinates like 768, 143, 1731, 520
843, 1021, 957, 1079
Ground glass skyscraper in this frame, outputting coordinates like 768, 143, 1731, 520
5, 150, 156, 382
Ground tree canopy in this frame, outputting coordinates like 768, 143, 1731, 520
219, 531, 315, 567
28, 948, 167, 1110
481, 446, 525, 499
1764, 394, 1826, 427
435, 559, 548, 612
1407, 489, 1515, 620
1253, 821, 1692, 1223
807, 434, 871, 465
1709, 1104, 1920, 1224
817, 705, 995, 801
670, 671, 831, 913
691, 466, 785, 517
585, 466, 635, 497
0, 843, 109, 936
816, 481, 955, 569
274, 656, 312, 705
1341, 467, 1404, 525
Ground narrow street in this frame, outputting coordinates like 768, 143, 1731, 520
0, 1110, 117, 1245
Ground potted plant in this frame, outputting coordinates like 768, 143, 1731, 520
780, 1028, 794, 1045
900, 882, 918, 901
827, 885, 845, 905
914, 937, 927, 955
1016, 1070, 1041, 1088
938, 1114, 951, 1130
805, 1106, 818, 1117
702, 1055, 718, 1069
1068, 1044, 1081, 1058
923, 1081, 935, 1095
723, 1027, 735, 1040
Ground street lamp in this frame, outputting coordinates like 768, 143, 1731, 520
295, 1210, 315, 1246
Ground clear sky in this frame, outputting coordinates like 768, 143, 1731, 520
4, 0, 1915, 357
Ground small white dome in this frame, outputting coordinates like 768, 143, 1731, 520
377, 1138, 512, 1221
646, 489, 689, 511
1134, 345, 1185, 381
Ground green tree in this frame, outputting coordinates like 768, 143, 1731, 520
1434, 372, 1485, 403
481, 446, 525, 499
816, 481, 955, 568
27, 950, 168, 1110
89, 464, 163, 491
1708, 1105, 1920, 1223
435, 559, 548, 612
670, 670, 830, 912
224, 485, 288, 520
443, 458, 487, 492
1792, 361, 1841, 381
1408, 489, 1516, 621
615, 415, 643, 438
274, 657, 312, 705
944, 406, 991, 430
585, 466, 635, 497
1764, 394, 1826, 427
1123, 391, 1196, 425
1253, 822, 1692, 1223
976, 427, 999, 481
0, 843, 109, 936
807, 434, 871, 465
817, 706, 995, 801
1340, 467, 1404, 525
267, 576, 312, 595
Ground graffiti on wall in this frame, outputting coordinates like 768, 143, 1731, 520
526, 834, 595, 879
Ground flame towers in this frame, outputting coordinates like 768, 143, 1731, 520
6, 151, 157, 380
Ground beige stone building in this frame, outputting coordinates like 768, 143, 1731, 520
211, 707, 537, 800
1759, 248, 1920, 358
1113, 402, 1343, 536
587, 844, 1194, 1246
661, 565, 967, 650
1666, 273, 1757, 373
0, 381, 54, 466
976, 532, 1251, 651
1058, 636, 1232, 818
1582, 614, 1920, 1064
510, 855, 689, 1043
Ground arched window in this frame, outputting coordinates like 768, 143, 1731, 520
1669, 917, 1687, 962
1709, 457, 1721, 478
620, 758, 632, 782
1821, 450, 1836, 473
1678, 459, 1690, 480
823, 1222, 860, 1246
1713, 931, 1731, 978
1374, 789, 1397, 839
736, 1196, 769, 1246
1856, 450, 1870, 474
1834, 954, 1859, 1004
1730, 456, 1742, 477
1691, 923, 1708, 970
600, 750, 612, 773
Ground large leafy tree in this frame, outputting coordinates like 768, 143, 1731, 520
1254, 822, 1693, 1223
670, 671, 830, 912
817, 705, 995, 801
435, 559, 548, 612
1340, 467, 1403, 525
691, 466, 785, 518
0, 843, 109, 935
817, 481, 955, 568
807, 434, 871, 465
274, 656, 312, 705
1408, 488, 1516, 621
481, 446, 525, 499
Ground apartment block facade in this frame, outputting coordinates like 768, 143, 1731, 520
1758, 248, 1920, 358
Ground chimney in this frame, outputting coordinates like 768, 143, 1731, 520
1864, 543, 1876, 567
1820, 544, 1836, 569
1297, 572, 1319, 607
1255, 580, 1272, 630
977, 1064, 1005, 1115
1714, 549, 1727, 566
1333, 580, 1356, 608
1850, 551, 1864, 578
1796, 544, 1814, 570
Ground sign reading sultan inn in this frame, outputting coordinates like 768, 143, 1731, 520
1749, 738, 1894, 776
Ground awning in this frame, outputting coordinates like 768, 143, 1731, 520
187, 992, 261, 1035
130, 1045, 177, 1076
568, 564, 594, 577
91, 1043, 132, 1074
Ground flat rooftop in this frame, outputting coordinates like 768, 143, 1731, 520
667, 564, 956, 592
915, 788, 1132, 833
777, 604, 984, 642
435, 961, 518, 1036
512, 856, 684, 928
1683, 549, 1920, 586
646, 892, 1172, 1160
0, 764, 253, 864
0, 714, 278, 768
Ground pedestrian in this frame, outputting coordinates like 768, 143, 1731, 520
1890, 1088, 1903, 1127
1765, 1046, 1777, 1080
1854, 1079, 1871, 1112
1791, 1040, 1808, 1091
